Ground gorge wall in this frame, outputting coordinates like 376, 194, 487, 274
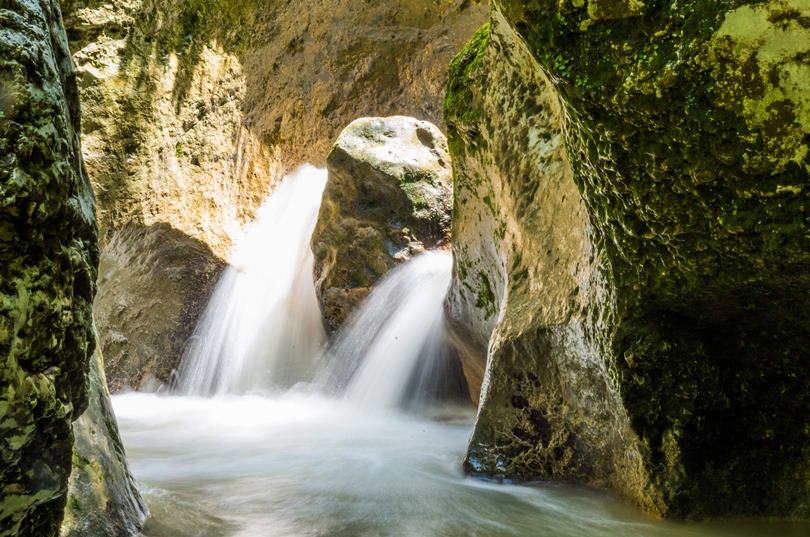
448, 0, 809, 520
0, 0, 99, 534
60, 0, 488, 391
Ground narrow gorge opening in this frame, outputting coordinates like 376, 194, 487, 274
4, 2, 808, 536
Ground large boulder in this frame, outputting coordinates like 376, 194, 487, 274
0, 1, 99, 535
311, 117, 453, 333
62, 347, 147, 537
448, 0, 810, 520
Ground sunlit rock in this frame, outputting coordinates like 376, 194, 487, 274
449, 0, 810, 519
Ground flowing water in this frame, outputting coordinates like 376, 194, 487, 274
115, 167, 808, 537
115, 393, 807, 537
176, 166, 327, 395
318, 250, 467, 409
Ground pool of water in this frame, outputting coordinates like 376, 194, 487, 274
113, 392, 808, 537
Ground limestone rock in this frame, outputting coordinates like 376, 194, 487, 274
449, 0, 810, 520
445, 9, 650, 511
312, 117, 452, 333
0, 1, 99, 535
62, 347, 147, 537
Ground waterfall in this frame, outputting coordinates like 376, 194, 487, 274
319, 251, 467, 409
176, 165, 327, 395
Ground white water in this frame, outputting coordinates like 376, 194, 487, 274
176, 165, 327, 395
114, 393, 807, 537
318, 251, 460, 409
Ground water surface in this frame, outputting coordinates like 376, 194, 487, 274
114, 392, 807, 537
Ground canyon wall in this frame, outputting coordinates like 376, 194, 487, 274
0, 1, 98, 534
449, 0, 810, 519
61, 0, 488, 391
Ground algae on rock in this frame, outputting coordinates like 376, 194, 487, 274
445, 8, 652, 511
0, 0, 99, 535
448, 0, 810, 520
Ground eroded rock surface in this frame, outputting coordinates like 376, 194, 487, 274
0, 1, 98, 534
449, 0, 810, 519
62, 348, 147, 537
312, 117, 452, 333
94, 223, 224, 392
59, 0, 487, 390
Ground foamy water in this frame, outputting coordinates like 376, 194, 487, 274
318, 251, 465, 409
176, 166, 327, 395
114, 393, 806, 537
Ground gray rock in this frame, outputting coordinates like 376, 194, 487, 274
62, 346, 148, 537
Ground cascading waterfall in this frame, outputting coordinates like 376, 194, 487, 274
318, 251, 467, 409
176, 165, 327, 396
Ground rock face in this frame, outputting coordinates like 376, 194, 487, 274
94, 223, 224, 392
62, 348, 147, 537
311, 117, 453, 333
448, 0, 810, 520
59, 0, 487, 391
0, 1, 99, 535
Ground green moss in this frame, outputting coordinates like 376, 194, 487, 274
444, 22, 491, 156
475, 271, 498, 318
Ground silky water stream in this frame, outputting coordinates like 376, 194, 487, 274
113, 167, 807, 537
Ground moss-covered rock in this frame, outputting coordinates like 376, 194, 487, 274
312, 117, 453, 333
445, 8, 653, 512
62, 346, 147, 536
449, 0, 810, 520
0, 1, 99, 534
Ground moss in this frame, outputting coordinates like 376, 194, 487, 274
444, 22, 491, 155
475, 271, 498, 318
1, 1, 99, 535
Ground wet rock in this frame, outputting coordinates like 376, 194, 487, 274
62, 347, 147, 537
449, 0, 810, 519
312, 117, 453, 333
0, 1, 99, 535
94, 223, 224, 392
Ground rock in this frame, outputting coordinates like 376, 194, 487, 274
448, 0, 810, 520
311, 117, 452, 333
62, 347, 147, 537
59, 0, 487, 393
94, 223, 224, 392
0, 1, 99, 535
